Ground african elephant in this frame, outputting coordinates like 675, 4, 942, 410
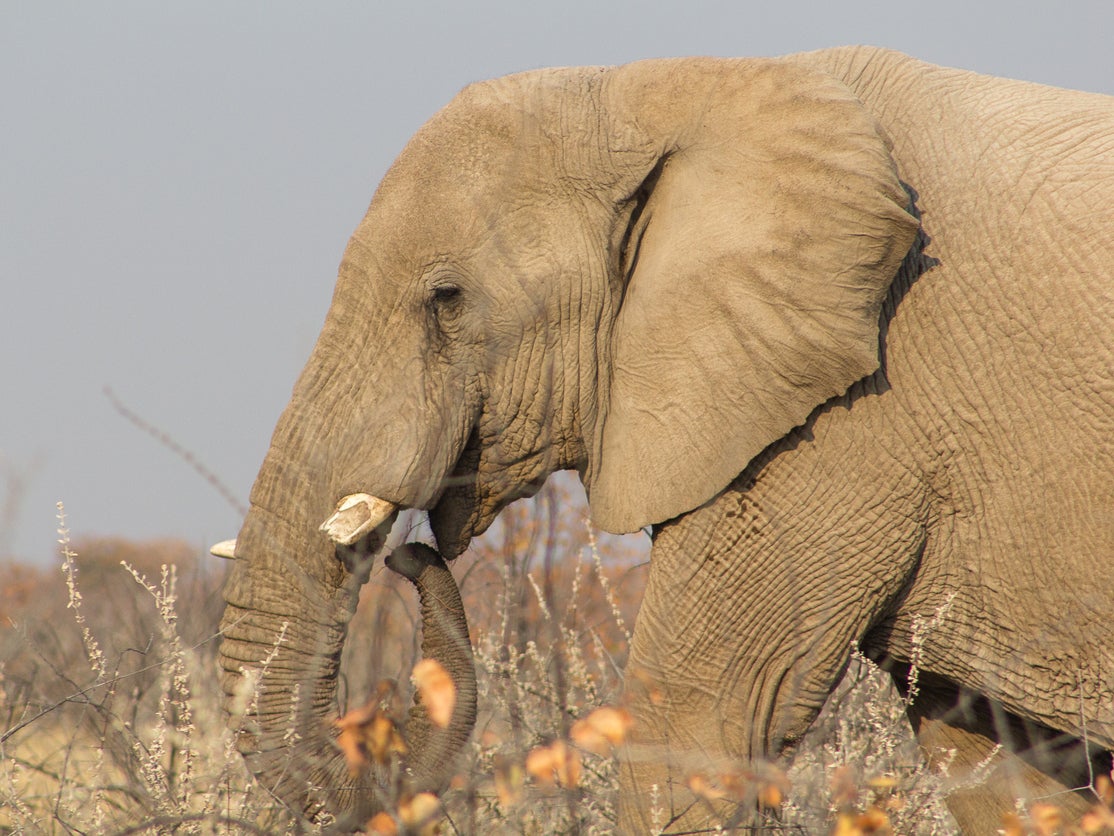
217, 46, 1114, 833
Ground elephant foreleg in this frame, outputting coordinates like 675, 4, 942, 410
617, 455, 927, 833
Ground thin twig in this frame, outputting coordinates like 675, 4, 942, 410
104, 386, 248, 517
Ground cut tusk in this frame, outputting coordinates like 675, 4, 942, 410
210, 539, 237, 559
320, 493, 398, 546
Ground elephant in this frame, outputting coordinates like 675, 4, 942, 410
216, 46, 1114, 834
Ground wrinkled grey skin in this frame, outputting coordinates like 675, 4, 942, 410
218, 47, 1114, 833
221, 536, 474, 827
383, 543, 477, 798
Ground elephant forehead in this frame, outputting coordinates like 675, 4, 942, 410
354, 70, 612, 232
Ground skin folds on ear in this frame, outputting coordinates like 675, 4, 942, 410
585, 58, 920, 533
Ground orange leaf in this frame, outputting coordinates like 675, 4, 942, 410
399, 792, 441, 833
366, 812, 398, 836
854, 807, 892, 834
1081, 810, 1106, 834
495, 755, 525, 806
333, 703, 406, 774
686, 773, 726, 801
412, 658, 456, 728
1000, 812, 1025, 836
831, 812, 862, 836
571, 706, 633, 755
570, 719, 610, 756
1029, 803, 1062, 836
368, 713, 408, 765
525, 741, 580, 788
758, 781, 783, 809
1097, 773, 1114, 806
525, 746, 557, 787
587, 706, 633, 744
718, 769, 752, 802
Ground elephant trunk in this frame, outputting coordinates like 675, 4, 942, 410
385, 543, 478, 793
217, 497, 381, 823
218, 504, 476, 826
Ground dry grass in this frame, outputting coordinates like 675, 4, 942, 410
2, 489, 1110, 834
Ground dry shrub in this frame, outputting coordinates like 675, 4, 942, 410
4, 489, 1107, 834
335, 476, 645, 833
0, 507, 296, 834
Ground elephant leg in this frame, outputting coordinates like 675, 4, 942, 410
617, 450, 927, 833
898, 669, 1108, 834
618, 564, 831, 832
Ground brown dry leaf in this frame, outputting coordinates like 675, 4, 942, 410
855, 806, 892, 835
755, 764, 790, 809
335, 709, 374, 774
366, 812, 398, 836
570, 718, 610, 756
399, 792, 441, 834
686, 773, 726, 801
757, 781, 783, 809
412, 658, 456, 728
495, 755, 525, 806
334, 704, 407, 774
1081, 805, 1114, 833
587, 707, 633, 744
525, 740, 581, 788
1029, 803, 1062, 836
718, 768, 752, 802
1098, 773, 1114, 807
570, 706, 633, 755
831, 811, 862, 836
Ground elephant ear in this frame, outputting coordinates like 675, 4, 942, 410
585, 58, 919, 533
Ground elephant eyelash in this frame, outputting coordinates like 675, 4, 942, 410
430, 284, 462, 304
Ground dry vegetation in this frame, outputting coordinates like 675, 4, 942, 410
2, 485, 1111, 834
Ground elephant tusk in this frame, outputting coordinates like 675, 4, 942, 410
320, 493, 398, 546
210, 539, 237, 559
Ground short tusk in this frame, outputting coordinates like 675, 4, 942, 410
320, 493, 398, 546
210, 539, 237, 559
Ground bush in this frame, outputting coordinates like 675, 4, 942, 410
5, 491, 1109, 834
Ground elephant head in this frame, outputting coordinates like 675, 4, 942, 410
217, 56, 918, 820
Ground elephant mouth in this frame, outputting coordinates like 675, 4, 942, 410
428, 426, 492, 558
301, 426, 487, 562
214, 496, 401, 564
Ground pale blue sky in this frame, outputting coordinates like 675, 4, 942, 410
3, 1, 1112, 564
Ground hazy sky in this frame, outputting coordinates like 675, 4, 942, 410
3, 2, 1112, 565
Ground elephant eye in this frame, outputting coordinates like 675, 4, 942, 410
431, 284, 461, 303
427, 283, 464, 333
